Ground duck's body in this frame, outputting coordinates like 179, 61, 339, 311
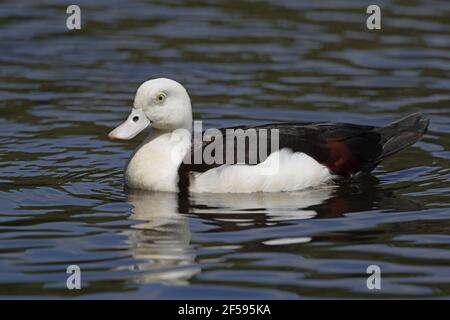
126, 130, 331, 193
109, 78, 429, 194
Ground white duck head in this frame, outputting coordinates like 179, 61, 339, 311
108, 78, 193, 140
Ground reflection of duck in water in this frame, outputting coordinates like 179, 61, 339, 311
123, 179, 422, 284
188, 177, 423, 247
185, 176, 421, 227
310, 175, 423, 219
123, 187, 334, 284
189, 186, 335, 221
124, 190, 200, 285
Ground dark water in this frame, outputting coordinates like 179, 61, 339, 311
0, 0, 449, 299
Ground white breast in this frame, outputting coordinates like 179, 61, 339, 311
125, 130, 191, 192
189, 148, 333, 193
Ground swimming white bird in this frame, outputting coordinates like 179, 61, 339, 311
108, 78, 428, 194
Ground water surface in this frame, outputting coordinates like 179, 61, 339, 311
0, 0, 449, 298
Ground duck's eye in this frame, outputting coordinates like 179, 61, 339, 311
132, 116, 139, 122
155, 92, 167, 104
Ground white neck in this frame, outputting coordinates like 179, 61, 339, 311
125, 128, 192, 192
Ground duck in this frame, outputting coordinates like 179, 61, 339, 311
108, 78, 429, 194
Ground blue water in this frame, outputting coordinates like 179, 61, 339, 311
0, 0, 449, 298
